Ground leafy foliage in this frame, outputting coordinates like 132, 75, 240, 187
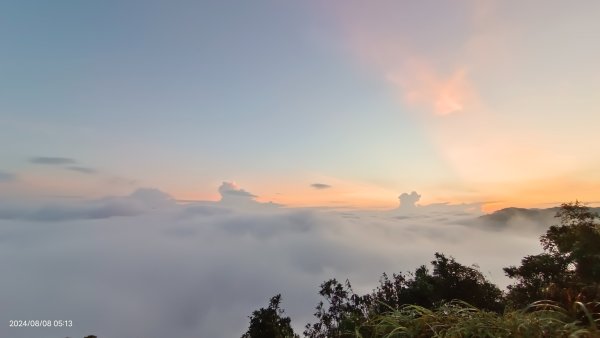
358, 300, 600, 338
242, 294, 299, 338
242, 201, 600, 337
504, 201, 600, 308
303, 253, 504, 337
303, 278, 369, 338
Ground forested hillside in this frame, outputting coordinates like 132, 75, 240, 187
242, 202, 600, 338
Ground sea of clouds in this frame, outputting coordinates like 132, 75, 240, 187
0, 183, 551, 338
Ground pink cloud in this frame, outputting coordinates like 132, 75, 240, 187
386, 60, 476, 115
324, 2, 481, 116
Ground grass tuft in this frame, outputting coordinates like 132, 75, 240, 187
350, 300, 600, 337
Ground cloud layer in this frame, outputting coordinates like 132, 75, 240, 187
30, 157, 77, 165
67, 166, 97, 174
311, 183, 332, 190
0, 187, 551, 338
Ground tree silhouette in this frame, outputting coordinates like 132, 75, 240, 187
304, 253, 504, 337
242, 294, 299, 338
505, 201, 600, 307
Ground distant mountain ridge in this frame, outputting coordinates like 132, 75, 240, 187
474, 206, 600, 232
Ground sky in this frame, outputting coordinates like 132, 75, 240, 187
1, 2, 600, 337
1, 0, 599, 210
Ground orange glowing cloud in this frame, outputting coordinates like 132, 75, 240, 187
343, 31, 478, 116
322, 1, 483, 117
386, 60, 477, 116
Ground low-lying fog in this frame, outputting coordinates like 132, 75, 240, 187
0, 184, 557, 338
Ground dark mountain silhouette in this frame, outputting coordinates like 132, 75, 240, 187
474, 206, 600, 232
